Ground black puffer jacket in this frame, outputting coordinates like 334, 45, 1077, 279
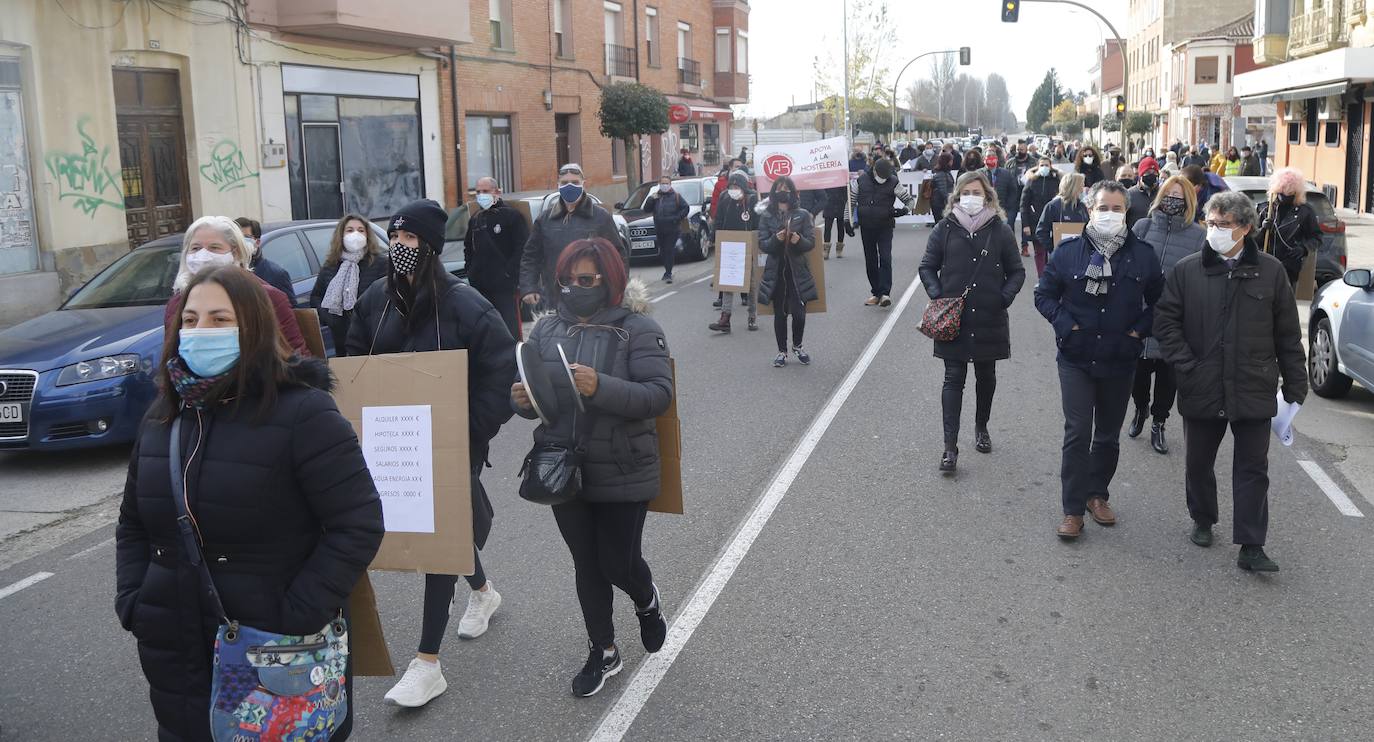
115, 359, 384, 742
516, 280, 673, 502
1256, 198, 1322, 284
1019, 171, 1060, 243
919, 213, 1026, 361
823, 185, 848, 219
755, 206, 819, 306
518, 196, 625, 301
713, 180, 759, 232
1153, 237, 1308, 421
310, 254, 391, 356
345, 265, 517, 468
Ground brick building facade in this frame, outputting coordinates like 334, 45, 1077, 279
438, 0, 749, 205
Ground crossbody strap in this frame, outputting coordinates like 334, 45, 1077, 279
960, 240, 992, 299
168, 415, 229, 623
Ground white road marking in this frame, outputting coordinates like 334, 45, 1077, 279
67, 536, 116, 560
0, 572, 54, 601
688, 274, 713, 286
1297, 460, 1364, 517
588, 276, 923, 742
648, 290, 678, 304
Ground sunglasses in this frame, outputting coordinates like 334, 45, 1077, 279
560, 273, 603, 289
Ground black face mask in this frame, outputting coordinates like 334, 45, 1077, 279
561, 284, 609, 317
774, 190, 795, 207
1119, 178, 1136, 189
1141, 173, 1159, 189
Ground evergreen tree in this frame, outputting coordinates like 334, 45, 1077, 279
1025, 69, 1063, 134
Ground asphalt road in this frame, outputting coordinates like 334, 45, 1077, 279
2, 223, 1373, 741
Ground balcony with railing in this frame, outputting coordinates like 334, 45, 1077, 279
1289, 5, 1349, 58
605, 44, 639, 80
678, 57, 702, 89
245, 0, 470, 47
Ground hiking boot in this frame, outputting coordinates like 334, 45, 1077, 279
835, 242, 844, 258
708, 312, 732, 334
823, 242, 832, 259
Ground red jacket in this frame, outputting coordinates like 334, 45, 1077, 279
164, 276, 309, 356
709, 174, 729, 219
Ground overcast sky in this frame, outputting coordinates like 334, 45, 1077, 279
738, 0, 1128, 122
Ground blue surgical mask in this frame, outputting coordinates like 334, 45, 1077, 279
559, 182, 584, 204
475, 193, 496, 210
179, 327, 240, 378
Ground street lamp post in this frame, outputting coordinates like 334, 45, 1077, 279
843, 0, 851, 140
891, 48, 969, 143
1016, 0, 1129, 149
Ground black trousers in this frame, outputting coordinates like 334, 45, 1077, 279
859, 225, 894, 297
553, 500, 654, 648
1184, 417, 1271, 545
417, 549, 488, 654
941, 359, 997, 448
1057, 362, 1135, 515
1131, 358, 1177, 424
657, 229, 678, 275
822, 214, 845, 245
479, 287, 521, 340
772, 269, 806, 353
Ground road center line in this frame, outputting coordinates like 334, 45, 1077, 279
1296, 460, 1364, 517
588, 276, 923, 742
0, 571, 55, 601
648, 290, 678, 304
67, 536, 116, 560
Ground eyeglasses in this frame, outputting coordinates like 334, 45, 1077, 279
1204, 220, 1237, 229
560, 273, 603, 289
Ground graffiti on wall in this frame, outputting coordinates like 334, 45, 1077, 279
200, 139, 258, 192
44, 116, 124, 217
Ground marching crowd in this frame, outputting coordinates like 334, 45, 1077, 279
112, 127, 1321, 739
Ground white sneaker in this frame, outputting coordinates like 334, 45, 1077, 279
879, 295, 892, 307
456, 582, 502, 639
384, 658, 448, 708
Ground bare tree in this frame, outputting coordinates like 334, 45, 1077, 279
928, 54, 958, 120
812, 0, 899, 130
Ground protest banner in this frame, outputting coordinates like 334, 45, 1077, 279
329, 351, 474, 576
758, 226, 827, 315
898, 170, 935, 224
753, 136, 851, 193
713, 230, 756, 293
649, 359, 683, 515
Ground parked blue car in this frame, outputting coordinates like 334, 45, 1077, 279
0, 219, 436, 451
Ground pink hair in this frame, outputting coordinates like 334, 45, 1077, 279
1268, 167, 1308, 204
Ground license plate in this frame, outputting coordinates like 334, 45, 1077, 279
632, 240, 656, 252
0, 403, 21, 423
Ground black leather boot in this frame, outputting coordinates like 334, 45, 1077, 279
1151, 422, 1169, 455
1128, 407, 1148, 438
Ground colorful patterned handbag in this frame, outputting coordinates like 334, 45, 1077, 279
169, 417, 349, 741
918, 246, 989, 342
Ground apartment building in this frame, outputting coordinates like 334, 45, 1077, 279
1166, 14, 1273, 154
439, 0, 750, 206
1086, 40, 1125, 144
1126, 0, 1255, 149
1237, 0, 1374, 213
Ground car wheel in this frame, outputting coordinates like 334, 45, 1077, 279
682, 235, 706, 262
1310, 316, 1353, 398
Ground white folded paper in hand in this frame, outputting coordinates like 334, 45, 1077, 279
1271, 390, 1301, 447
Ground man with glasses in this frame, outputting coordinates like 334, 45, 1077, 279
465, 177, 529, 338
519, 163, 624, 309
1152, 192, 1307, 572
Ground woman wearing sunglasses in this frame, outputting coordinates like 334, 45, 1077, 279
511, 237, 673, 698
757, 175, 820, 368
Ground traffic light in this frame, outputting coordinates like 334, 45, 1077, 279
959, 46, 971, 66
1001, 0, 1020, 22
1115, 95, 1126, 114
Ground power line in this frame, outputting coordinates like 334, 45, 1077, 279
52, 0, 130, 30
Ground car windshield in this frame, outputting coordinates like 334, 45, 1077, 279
64, 245, 181, 309
673, 179, 704, 205
625, 184, 653, 210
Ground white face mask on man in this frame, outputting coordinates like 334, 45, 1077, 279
1091, 210, 1125, 234
1206, 225, 1239, 254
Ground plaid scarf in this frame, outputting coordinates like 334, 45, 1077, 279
166, 356, 230, 409
1083, 224, 1126, 296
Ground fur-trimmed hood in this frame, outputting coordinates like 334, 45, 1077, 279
285, 356, 336, 393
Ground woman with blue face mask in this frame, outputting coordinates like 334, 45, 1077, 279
116, 265, 384, 741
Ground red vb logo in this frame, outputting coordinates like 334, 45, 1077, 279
762, 154, 793, 179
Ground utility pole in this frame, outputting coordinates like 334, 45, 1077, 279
842, 0, 851, 141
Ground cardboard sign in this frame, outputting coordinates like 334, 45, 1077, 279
347, 574, 394, 677
758, 226, 828, 315
1295, 251, 1318, 301
649, 359, 683, 515
294, 309, 327, 358
713, 230, 756, 293
1052, 221, 1085, 246
754, 136, 851, 192
329, 351, 474, 576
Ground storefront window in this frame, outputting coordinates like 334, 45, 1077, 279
679, 124, 698, 152
339, 98, 422, 217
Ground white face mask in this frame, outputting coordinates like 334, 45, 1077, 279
728, 187, 744, 201
873, 175, 887, 184
1038, 166, 1051, 177
1092, 210, 1125, 234
186, 248, 236, 275
958, 194, 985, 214
1083, 155, 1095, 165
659, 184, 672, 193
342, 232, 368, 252
1206, 225, 1239, 254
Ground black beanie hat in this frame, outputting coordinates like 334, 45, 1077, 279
388, 199, 448, 255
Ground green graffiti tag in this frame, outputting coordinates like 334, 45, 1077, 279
44, 117, 124, 217
200, 139, 258, 192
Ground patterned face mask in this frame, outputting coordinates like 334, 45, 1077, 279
391, 242, 421, 275
1159, 195, 1186, 216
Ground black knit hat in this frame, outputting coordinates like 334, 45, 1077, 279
388, 199, 448, 254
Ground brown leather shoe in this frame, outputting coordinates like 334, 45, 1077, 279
1056, 515, 1084, 539
1086, 497, 1117, 526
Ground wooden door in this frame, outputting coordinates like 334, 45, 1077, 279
114, 69, 190, 246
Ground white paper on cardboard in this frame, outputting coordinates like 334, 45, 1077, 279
1271, 391, 1301, 447
719, 240, 748, 287
362, 404, 436, 533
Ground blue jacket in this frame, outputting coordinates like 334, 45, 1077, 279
1034, 195, 1089, 253
643, 189, 690, 233
1034, 229, 1164, 378
252, 256, 297, 307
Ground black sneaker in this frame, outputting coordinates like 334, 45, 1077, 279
635, 584, 667, 653
1237, 545, 1279, 573
571, 643, 623, 697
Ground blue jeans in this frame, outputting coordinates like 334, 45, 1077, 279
1057, 362, 1135, 515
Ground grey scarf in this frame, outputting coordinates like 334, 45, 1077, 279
1083, 224, 1126, 296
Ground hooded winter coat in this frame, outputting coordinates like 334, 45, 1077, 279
919, 212, 1026, 361
1256, 197, 1322, 284
1132, 210, 1205, 359
755, 205, 819, 307
518, 196, 625, 301
713, 174, 759, 232
115, 359, 384, 742
310, 254, 391, 357
1153, 236, 1308, 420
516, 279, 673, 502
